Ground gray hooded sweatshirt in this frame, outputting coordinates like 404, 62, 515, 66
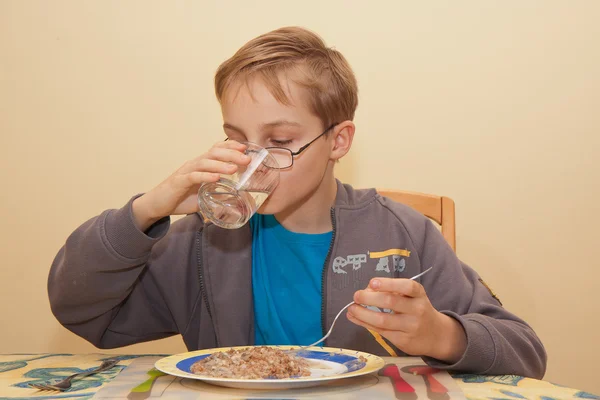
48, 181, 547, 378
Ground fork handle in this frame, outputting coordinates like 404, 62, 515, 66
63, 361, 118, 382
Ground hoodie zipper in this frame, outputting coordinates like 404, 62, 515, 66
196, 228, 220, 348
320, 208, 337, 343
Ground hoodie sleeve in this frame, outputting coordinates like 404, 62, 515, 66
48, 195, 201, 349
411, 218, 547, 378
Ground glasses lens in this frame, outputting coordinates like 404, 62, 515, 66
266, 148, 292, 169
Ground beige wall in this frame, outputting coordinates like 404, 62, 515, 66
1, 0, 599, 394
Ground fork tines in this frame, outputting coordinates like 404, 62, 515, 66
29, 383, 65, 391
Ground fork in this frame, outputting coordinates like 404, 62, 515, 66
290, 267, 434, 352
29, 358, 119, 392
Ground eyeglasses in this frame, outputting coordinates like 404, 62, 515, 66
228, 123, 338, 170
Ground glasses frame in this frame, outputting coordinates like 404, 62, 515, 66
226, 123, 338, 170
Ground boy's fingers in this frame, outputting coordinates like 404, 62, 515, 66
208, 147, 252, 165
191, 159, 238, 175
354, 290, 416, 314
347, 304, 409, 331
369, 278, 424, 298
174, 171, 220, 187
348, 305, 399, 331
180, 149, 250, 174
347, 311, 385, 333
215, 139, 247, 151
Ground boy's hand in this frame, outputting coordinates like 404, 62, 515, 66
348, 278, 467, 363
132, 140, 251, 231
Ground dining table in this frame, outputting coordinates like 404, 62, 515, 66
0, 353, 597, 399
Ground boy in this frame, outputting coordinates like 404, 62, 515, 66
48, 27, 546, 378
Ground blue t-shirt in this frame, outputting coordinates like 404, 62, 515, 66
250, 214, 333, 346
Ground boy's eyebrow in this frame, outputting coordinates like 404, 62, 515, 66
259, 120, 302, 130
223, 120, 303, 134
222, 123, 245, 133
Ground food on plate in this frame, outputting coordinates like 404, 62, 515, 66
190, 346, 311, 379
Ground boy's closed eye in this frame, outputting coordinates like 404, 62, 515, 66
269, 138, 293, 147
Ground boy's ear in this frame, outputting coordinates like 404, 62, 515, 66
330, 121, 355, 161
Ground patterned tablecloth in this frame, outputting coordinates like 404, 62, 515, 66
0, 354, 597, 400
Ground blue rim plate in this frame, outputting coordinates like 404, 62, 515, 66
155, 345, 385, 390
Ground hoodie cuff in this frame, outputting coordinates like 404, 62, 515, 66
103, 194, 170, 260
423, 311, 496, 374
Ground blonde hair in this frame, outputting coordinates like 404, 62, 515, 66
215, 27, 358, 127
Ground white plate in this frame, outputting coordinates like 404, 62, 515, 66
155, 345, 385, 390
